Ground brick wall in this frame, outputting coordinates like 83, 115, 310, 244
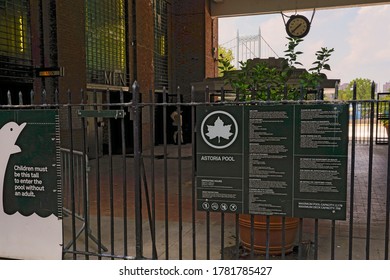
171, 0, 217, 101
56, 1, 86, 104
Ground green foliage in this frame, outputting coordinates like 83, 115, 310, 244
300, 47, 334, 89
218, 46, 235, 77
226, 61, 287, 101
338, 78, 373, 100
283, 37, 304, 69
223, 37, 335, 101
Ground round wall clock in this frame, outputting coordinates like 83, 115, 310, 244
285, 14, 311, 38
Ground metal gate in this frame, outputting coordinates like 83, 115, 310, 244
1, 83, 390, 260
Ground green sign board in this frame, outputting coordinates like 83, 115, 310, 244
196, 104, 349, 220
196, 107, 245, 213
0, 109, 62, 259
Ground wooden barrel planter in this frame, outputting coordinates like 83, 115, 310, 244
239, 215, 299, 255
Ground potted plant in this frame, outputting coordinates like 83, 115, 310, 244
220, 37, 335, 255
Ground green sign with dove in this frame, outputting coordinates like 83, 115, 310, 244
0, 109, 62, 259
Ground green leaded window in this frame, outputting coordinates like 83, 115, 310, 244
0, 0, 32, 82
154, 0, 168, 90
85, 0, 127, 86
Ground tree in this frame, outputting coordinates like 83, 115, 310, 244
218, 46, 235, 77
338, 78, 374, 100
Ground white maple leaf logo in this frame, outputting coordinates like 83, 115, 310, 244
206, 116, 233, 143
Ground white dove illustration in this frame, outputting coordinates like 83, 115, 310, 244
0, 121, 62, 259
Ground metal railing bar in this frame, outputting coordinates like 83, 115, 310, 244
177, 88, 183, 260
314, 219, 318, 260
132, 82, 143, 259
163, 87, 169, 260
348, 84, 357, 259
386, 106, 390, 259
250, 214, 254, 259
81, 90, 90, 259
221, 213, 225, 260
298, 218, 303, 260
120, 89, 128, 257
366, 84, 376, 260
149, 89, 157, 260
66, 90, 77, 260
191, 86, 197, 260
235, 214, 240, 259
92, 90, 103, 259
331, 220, 336, 260
281, 217, 286, 259
106, 91, 115, 260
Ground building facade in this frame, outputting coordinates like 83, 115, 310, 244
0, 0, 218, 151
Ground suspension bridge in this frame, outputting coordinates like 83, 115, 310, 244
219, 28, 279, 69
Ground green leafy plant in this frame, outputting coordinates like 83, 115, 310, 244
218, 46, 235, 77
222, 37, 334, 101
299, 47, 334, 89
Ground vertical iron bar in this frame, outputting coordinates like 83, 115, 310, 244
93, 90, 102, 259
163, 87, 169, 259
265, 216, 270, 260
67, 90, 76, 259
205, 86, 211, 260
120, 89, 128, 257
149, 89, 157, 259
191, 86, 197, 260
7, 90, 12, 105
54, 88, 59, 105
141, 159, 156, 258
298, 218, 303, 259
207, 211, 210, 260
80, 89, 89, 259
283, 84, 288, 100
220, 89, 225, 260
220, 213, 225, 260
176, 87, 183, 260
250, 215, 254, 259
251, 87, 256, 101
30, 90, 34, 104
266, 85, 271, 101
106, 91, 115, 259
386, 103, 390, 260
331, 220, 336, 260
41, 89, 47, 104
300, 85, 305, 101
314, 219, 319, 260
235, 214, 240, 259
18, 91, 23, 105
366, 82, 376, 260
221, 87, 225, 102
349, 82, 357, 259
281, 217, 286, 259
205, 86, 210, 103
133, 82, 143, 259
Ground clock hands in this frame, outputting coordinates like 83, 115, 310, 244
292, 23, 302, 33
285, 14, 311, 38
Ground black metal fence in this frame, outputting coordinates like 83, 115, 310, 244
1, 82, 389, 260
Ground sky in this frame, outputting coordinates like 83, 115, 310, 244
218, 4, 390, 90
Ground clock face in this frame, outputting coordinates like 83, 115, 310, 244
286, 15, 310, 38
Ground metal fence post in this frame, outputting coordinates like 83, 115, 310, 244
132, 81, 143, 259
349, 81, 357, 259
